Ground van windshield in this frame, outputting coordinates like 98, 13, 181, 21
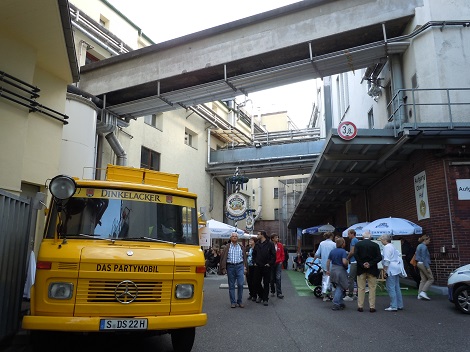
45, 188, 199, 245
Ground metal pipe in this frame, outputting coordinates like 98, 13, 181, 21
95, 134, 104, 180
254, 179, 262, 221
71, 21, 120, 57
105, 132, 127, 166
443, 160, 456, 248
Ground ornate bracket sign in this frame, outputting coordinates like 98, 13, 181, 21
226, 193, 247, 221
337, 121, 357, 140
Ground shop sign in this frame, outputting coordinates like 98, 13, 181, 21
456, 179, 470, 200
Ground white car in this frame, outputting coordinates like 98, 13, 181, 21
447, 264, 470, 314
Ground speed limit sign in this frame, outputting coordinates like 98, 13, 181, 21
337, 121, 357, 140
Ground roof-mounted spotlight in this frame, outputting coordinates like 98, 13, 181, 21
49, 175, 77, 200
253, 141, 262, 148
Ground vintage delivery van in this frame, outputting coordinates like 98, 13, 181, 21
23, 165, 207, 352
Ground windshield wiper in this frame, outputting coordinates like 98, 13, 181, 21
65, 233, 99, 238
142, 237, 176, 246
59, 233, 117, 244
117, 236, 176, 246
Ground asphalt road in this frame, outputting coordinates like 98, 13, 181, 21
2, 271, 469, 352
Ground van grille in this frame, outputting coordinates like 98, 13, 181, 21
76, 280, 171, 303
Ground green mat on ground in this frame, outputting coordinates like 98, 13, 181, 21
286, 270, 421, 297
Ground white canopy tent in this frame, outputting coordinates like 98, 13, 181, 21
205, 219, 246, 239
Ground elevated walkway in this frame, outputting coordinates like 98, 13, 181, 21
79, 0, 420, 118
208, 139, 325, 178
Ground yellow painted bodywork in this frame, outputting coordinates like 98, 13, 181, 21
23, 165, 206, 333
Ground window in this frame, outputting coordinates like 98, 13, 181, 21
273, 187, 279, 199
144, 114, 156, 127
141, 146, 160, 171
368, 108, 374, 129
99, 15, 109, 29
411, 73, 418, 89
85, 52, 99, 65
184, 128, 198, 148
144, 113, 163, 130
274, 208, 280, 221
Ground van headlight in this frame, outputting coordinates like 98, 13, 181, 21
175, 284, 194, 299
48, 282, 74, 299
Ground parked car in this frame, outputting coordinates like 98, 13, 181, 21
447, 264, 470, 314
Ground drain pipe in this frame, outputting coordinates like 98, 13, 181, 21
443, 160, 456, 248
97, 111, 127, 166
209, 176, 216, 212
254, 179, 263, 221
105, 132, 127, 166
208, 127, 215, 212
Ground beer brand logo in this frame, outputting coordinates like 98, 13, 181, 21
226, 193, 247, 217
419, 200, 427, 217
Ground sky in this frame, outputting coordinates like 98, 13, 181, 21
107, 0, 318, 128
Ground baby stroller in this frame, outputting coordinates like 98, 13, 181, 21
304, 258, 323, 298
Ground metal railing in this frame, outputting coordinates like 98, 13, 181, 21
0, 70, 69, 124
252, 128, 321, 146
387, 88, 470, 136
0, 190, 33, 342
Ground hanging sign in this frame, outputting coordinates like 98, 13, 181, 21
245, 210, 254, 231
414, 171, 430, 220
337, 121, 357, 140
226, 193, 247, 221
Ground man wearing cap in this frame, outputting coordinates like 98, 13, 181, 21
220, 232, 248, 308
354, 230, 382, 313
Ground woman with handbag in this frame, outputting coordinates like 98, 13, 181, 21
415, 235, 434, 300
379, 235, 404, 311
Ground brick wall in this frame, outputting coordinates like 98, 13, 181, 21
254, 220, 280, 239
340, 149, 470, 285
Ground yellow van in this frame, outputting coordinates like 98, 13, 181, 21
23, 165, 207, 352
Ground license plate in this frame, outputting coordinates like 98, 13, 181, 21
100, 318, 148, 330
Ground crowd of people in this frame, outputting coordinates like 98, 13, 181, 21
206, 229, 433, 312
210, 231, 286, 308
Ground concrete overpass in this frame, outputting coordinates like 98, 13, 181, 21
79, 0, 421, 117
77, 0, 435, 230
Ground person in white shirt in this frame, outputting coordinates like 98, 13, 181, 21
380, 234, 404, 311
314, 232, 336, 301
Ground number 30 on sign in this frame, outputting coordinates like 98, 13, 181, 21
337, 121, 357, 140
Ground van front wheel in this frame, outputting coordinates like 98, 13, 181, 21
170, 327, 195, 352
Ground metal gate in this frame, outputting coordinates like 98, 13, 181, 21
0, 189, 33, 343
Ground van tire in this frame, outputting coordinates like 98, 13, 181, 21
170, 327, 195, 352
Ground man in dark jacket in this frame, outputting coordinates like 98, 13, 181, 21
354, 230, 382, 313
253, 230, 276, 306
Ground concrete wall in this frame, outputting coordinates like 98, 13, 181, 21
0, 32, 68, 194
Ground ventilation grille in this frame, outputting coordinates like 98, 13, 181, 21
58, 262, 79, 270
175, 266, 191, 272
